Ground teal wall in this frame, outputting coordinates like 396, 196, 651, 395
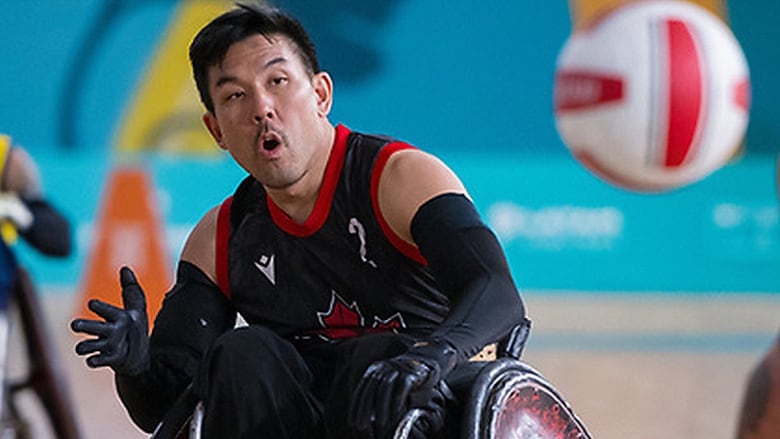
0, 1, 778, 292
21, 147, 780, 292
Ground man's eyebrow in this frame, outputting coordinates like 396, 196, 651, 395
264, 56, 287, 69
215, 75, 238, 89
214, 57, 288, 89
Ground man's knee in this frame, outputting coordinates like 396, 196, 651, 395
198, 325, 311, 393
196, 326, 323, 437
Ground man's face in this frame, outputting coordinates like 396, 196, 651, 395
203, 33, 331, 190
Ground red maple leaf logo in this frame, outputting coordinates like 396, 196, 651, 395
312, 291, 407, 341
372, 313, 405, 331
317, 292, 364, 340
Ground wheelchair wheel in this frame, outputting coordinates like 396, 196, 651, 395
9, 267, 81, 439
466, 359, 591, 439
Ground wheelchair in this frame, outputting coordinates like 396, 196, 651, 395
151, 318, 591, 439
0, 266, 82, 438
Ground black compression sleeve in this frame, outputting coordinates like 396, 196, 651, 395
410, 193, 525, 361
115, 261, 236, 432
19, 197, 72, 257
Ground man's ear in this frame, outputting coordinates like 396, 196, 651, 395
313, 71, 333, 116
203, 112, 226, 150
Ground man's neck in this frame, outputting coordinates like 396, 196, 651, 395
265, 123, 336, 224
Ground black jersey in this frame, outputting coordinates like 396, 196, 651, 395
216, 124, 450, 343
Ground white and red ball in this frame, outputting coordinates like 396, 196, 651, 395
553, 0, 751, 192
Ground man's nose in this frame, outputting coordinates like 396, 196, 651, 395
252, 92, 274, 124
253, 110, 274, 124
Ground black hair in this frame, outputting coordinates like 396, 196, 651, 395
189, 2, 320, 113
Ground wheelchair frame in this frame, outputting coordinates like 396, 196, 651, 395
153, 317, 592, 439
0, 267, 82, 439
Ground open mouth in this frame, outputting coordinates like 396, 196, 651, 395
260, 131, 282, 151
263, 138, 280, 151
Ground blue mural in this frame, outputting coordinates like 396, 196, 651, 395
1, 1, 777, 154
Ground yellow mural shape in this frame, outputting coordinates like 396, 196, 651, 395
114, 0, 233, 154
568, 0, 728, 29
0, 134, 18, 243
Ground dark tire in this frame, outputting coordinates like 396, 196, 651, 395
12, 267, 82, 439
464, 359, 592, 439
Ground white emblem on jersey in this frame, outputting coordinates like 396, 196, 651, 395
348, 218, 377, 268
254, 254, 276, 285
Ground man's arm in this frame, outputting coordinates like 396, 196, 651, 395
72, 207, 236, 432
18, 196, 71, 256
348, 149, 525, 437
1, 146, 71, 256
115, 260, 235, 431
377, 148, 525, 357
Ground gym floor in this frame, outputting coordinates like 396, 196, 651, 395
11, 290, 780, 439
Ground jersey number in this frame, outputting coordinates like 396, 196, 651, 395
348, 218, 377, 268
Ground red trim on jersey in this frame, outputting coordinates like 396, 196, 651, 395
663, 18, 704, 168
370, 142, 428, 265
267, 124, 351, 237
216, 196, 233, 298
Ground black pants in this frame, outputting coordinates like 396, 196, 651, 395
193, 325, 467, 439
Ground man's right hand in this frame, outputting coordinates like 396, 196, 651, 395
71, 266, 150, 376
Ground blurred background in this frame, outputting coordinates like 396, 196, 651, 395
0, 0, 778, 438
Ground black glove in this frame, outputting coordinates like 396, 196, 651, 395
348, 339, 457, 439
70, 266, 149, 376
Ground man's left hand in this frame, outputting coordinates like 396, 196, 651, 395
348, 339, 457, 438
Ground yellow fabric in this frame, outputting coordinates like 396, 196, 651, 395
0, 134, 11, 178
0, 135, 17, 243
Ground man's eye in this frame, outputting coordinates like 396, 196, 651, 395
271, 77, 288, 86
226, 91, 244, 101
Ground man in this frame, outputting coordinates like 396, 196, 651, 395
734, 155, 780, 439
0, 133, 74, 437
0, 132, 71, 286
735, 332, 780, 439
0, 131, 71, 303
71, 4, 526, 438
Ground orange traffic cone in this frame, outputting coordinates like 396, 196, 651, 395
77, 166, 172, 324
